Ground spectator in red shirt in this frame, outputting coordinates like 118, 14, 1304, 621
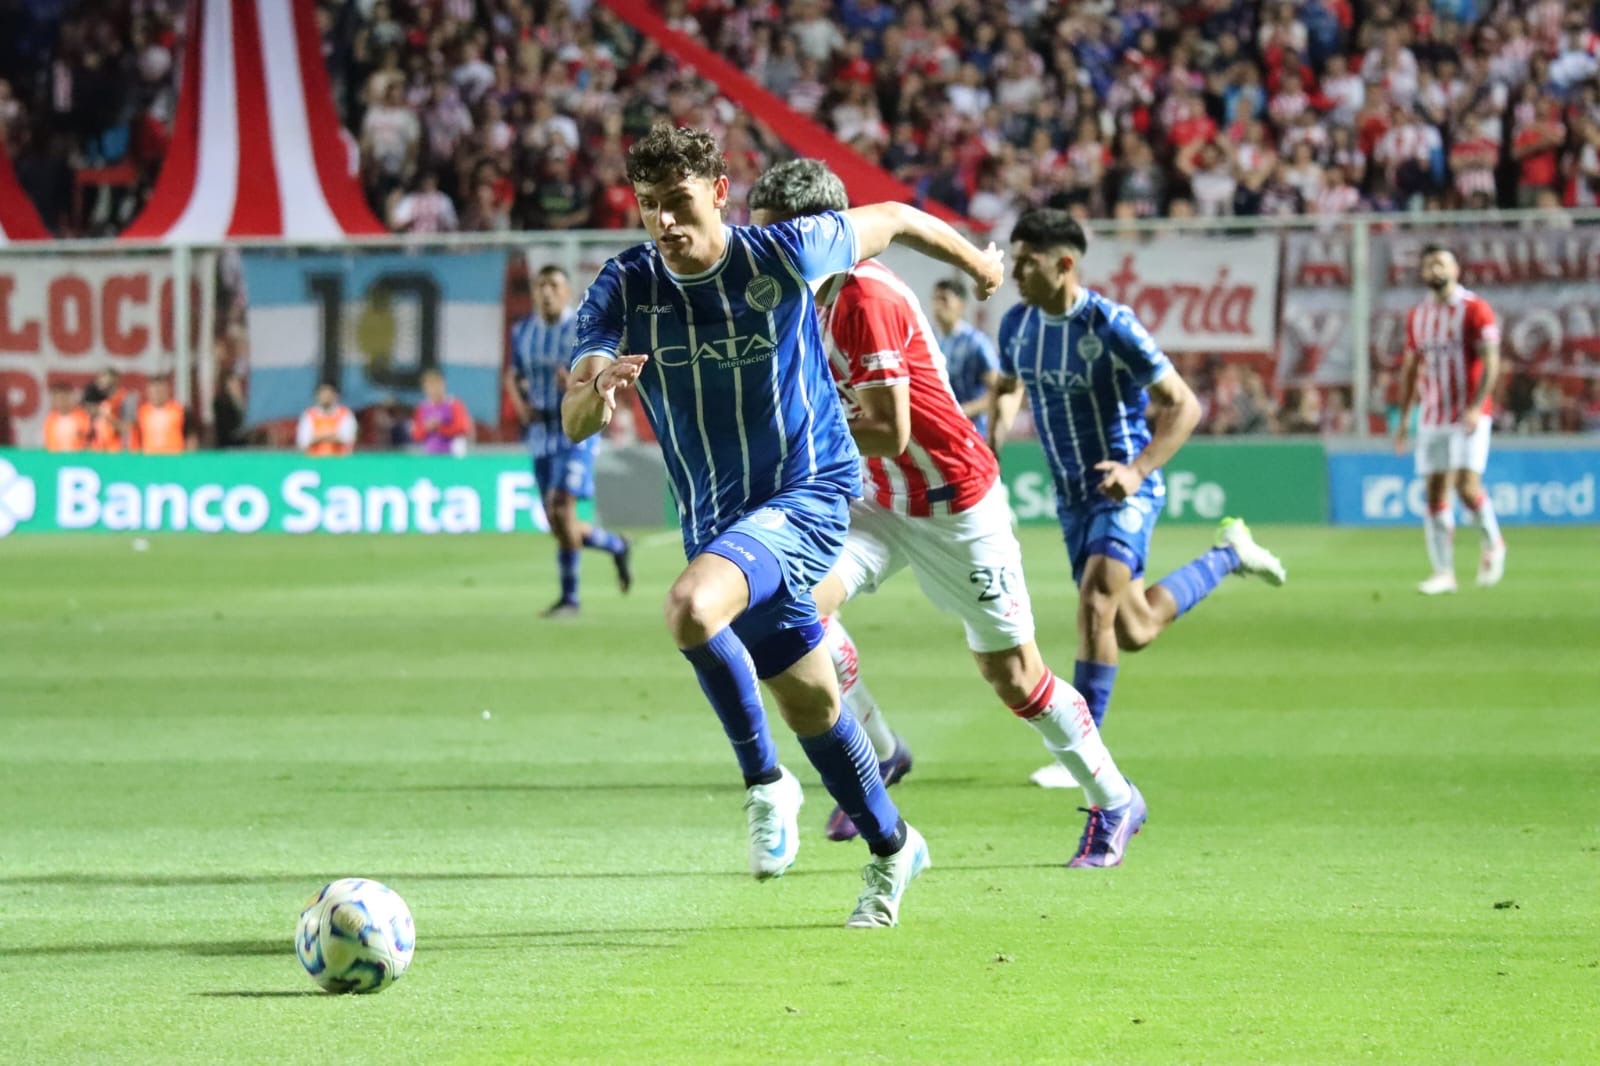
1514, 97, 1566, 205
590, 158, 639, 229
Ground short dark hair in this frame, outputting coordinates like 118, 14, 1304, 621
537, 264, 569, 281
747, 159, 850, 218
1419, 243, 1455, 259
625, 124, 727, 187
933, 277, 969, 301
1010, 208, 1088, 256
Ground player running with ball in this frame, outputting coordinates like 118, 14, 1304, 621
563, 126, 1004, 927
747, 160, 1143, 867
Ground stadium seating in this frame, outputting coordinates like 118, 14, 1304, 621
4, 1, 1597, 238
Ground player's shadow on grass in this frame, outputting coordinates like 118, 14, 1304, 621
0, 923, 835, 960
194, 990, 323, 998
364, 774, 988, 794
0, 860, 1048, 891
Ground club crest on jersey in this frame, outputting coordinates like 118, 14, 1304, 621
1076, 334, 1104, 361
744, 275, 782, 313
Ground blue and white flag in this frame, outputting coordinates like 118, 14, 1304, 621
241, 250, 506, 426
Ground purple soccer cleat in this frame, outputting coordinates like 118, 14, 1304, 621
825, 740, 914, 842
1067, 782, 1147, 868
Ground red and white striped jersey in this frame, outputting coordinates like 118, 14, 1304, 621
1406, 287, 1500, 428
819, 260, 998, 517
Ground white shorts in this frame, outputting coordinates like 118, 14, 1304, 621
830, 483, 1034, 653
1415, 418, 1491, 476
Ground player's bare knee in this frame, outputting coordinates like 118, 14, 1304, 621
1079, 587, 1119, 633
1425, 475, 1451, 510
663, 580, 724, 647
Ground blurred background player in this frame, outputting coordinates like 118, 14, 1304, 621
506, 264, 632, 618
411, 368, 472, 455
297, 383, 357, 456
750, 160, 1144, 867
43, 382, 89, 452
563, 124, 1004, 927
987, 209, 1287, 789
132, 376, 196, 453
1394, 245, 1505, 594
928, 277, 1000, 438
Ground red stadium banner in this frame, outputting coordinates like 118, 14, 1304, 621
1281, 224, 1600, 389
1079, 235, 1280, 355
0, 255, 196, 446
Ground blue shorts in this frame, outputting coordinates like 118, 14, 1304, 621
695, 485, 850, 676
529, 422, 597, 499
1057, 485, 1165, 586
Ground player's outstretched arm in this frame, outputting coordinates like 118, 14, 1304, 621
563, 354, 648, 442
844, 202, 1005, 300
986, 376, 1025, 454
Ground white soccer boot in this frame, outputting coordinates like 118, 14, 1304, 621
1476, 543, 1506, 588
745, 767, 803, 879
1029, 762, 1080, 789
846, 824, 930, 928
1417, 571, 1458, 595
1216, 517, 1287, 586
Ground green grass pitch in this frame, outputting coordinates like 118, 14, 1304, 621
2, 525, 1597, 1064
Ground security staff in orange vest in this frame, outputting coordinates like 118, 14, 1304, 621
83, 369, 128, 452
296, 383, 357, 456
133, 377, 195, 454
43, 382, 91, 452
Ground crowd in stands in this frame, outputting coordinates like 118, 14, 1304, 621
4, 1, 1598, 236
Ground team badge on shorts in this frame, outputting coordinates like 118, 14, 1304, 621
745, 275, 782, 313
1112, 501, 1145, 534
750, 508, 788, 530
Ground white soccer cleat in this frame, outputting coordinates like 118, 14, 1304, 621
1417, 572, 1458, 595
1216, 517, 1287, 586
846, 824, 930, 928
1029, 762, 1080, 790
744, 767, 803, 880
1476, 543, 1506, 588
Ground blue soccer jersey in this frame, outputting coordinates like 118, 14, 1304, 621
997, 288, 1172, 508
936, 318, 999, 435
572, 212, 863, 555
511, 308, 578, 420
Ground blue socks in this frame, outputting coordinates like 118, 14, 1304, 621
583, 526, 626, 555
797, 713, 905, 856
556, 527, 626, 605
1073, 659, 1119, 729
557, 548, 579, 605
682, 628, 778, 787
1155, 545, 1240, 620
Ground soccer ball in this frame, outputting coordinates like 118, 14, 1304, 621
295, 878, 415, 994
